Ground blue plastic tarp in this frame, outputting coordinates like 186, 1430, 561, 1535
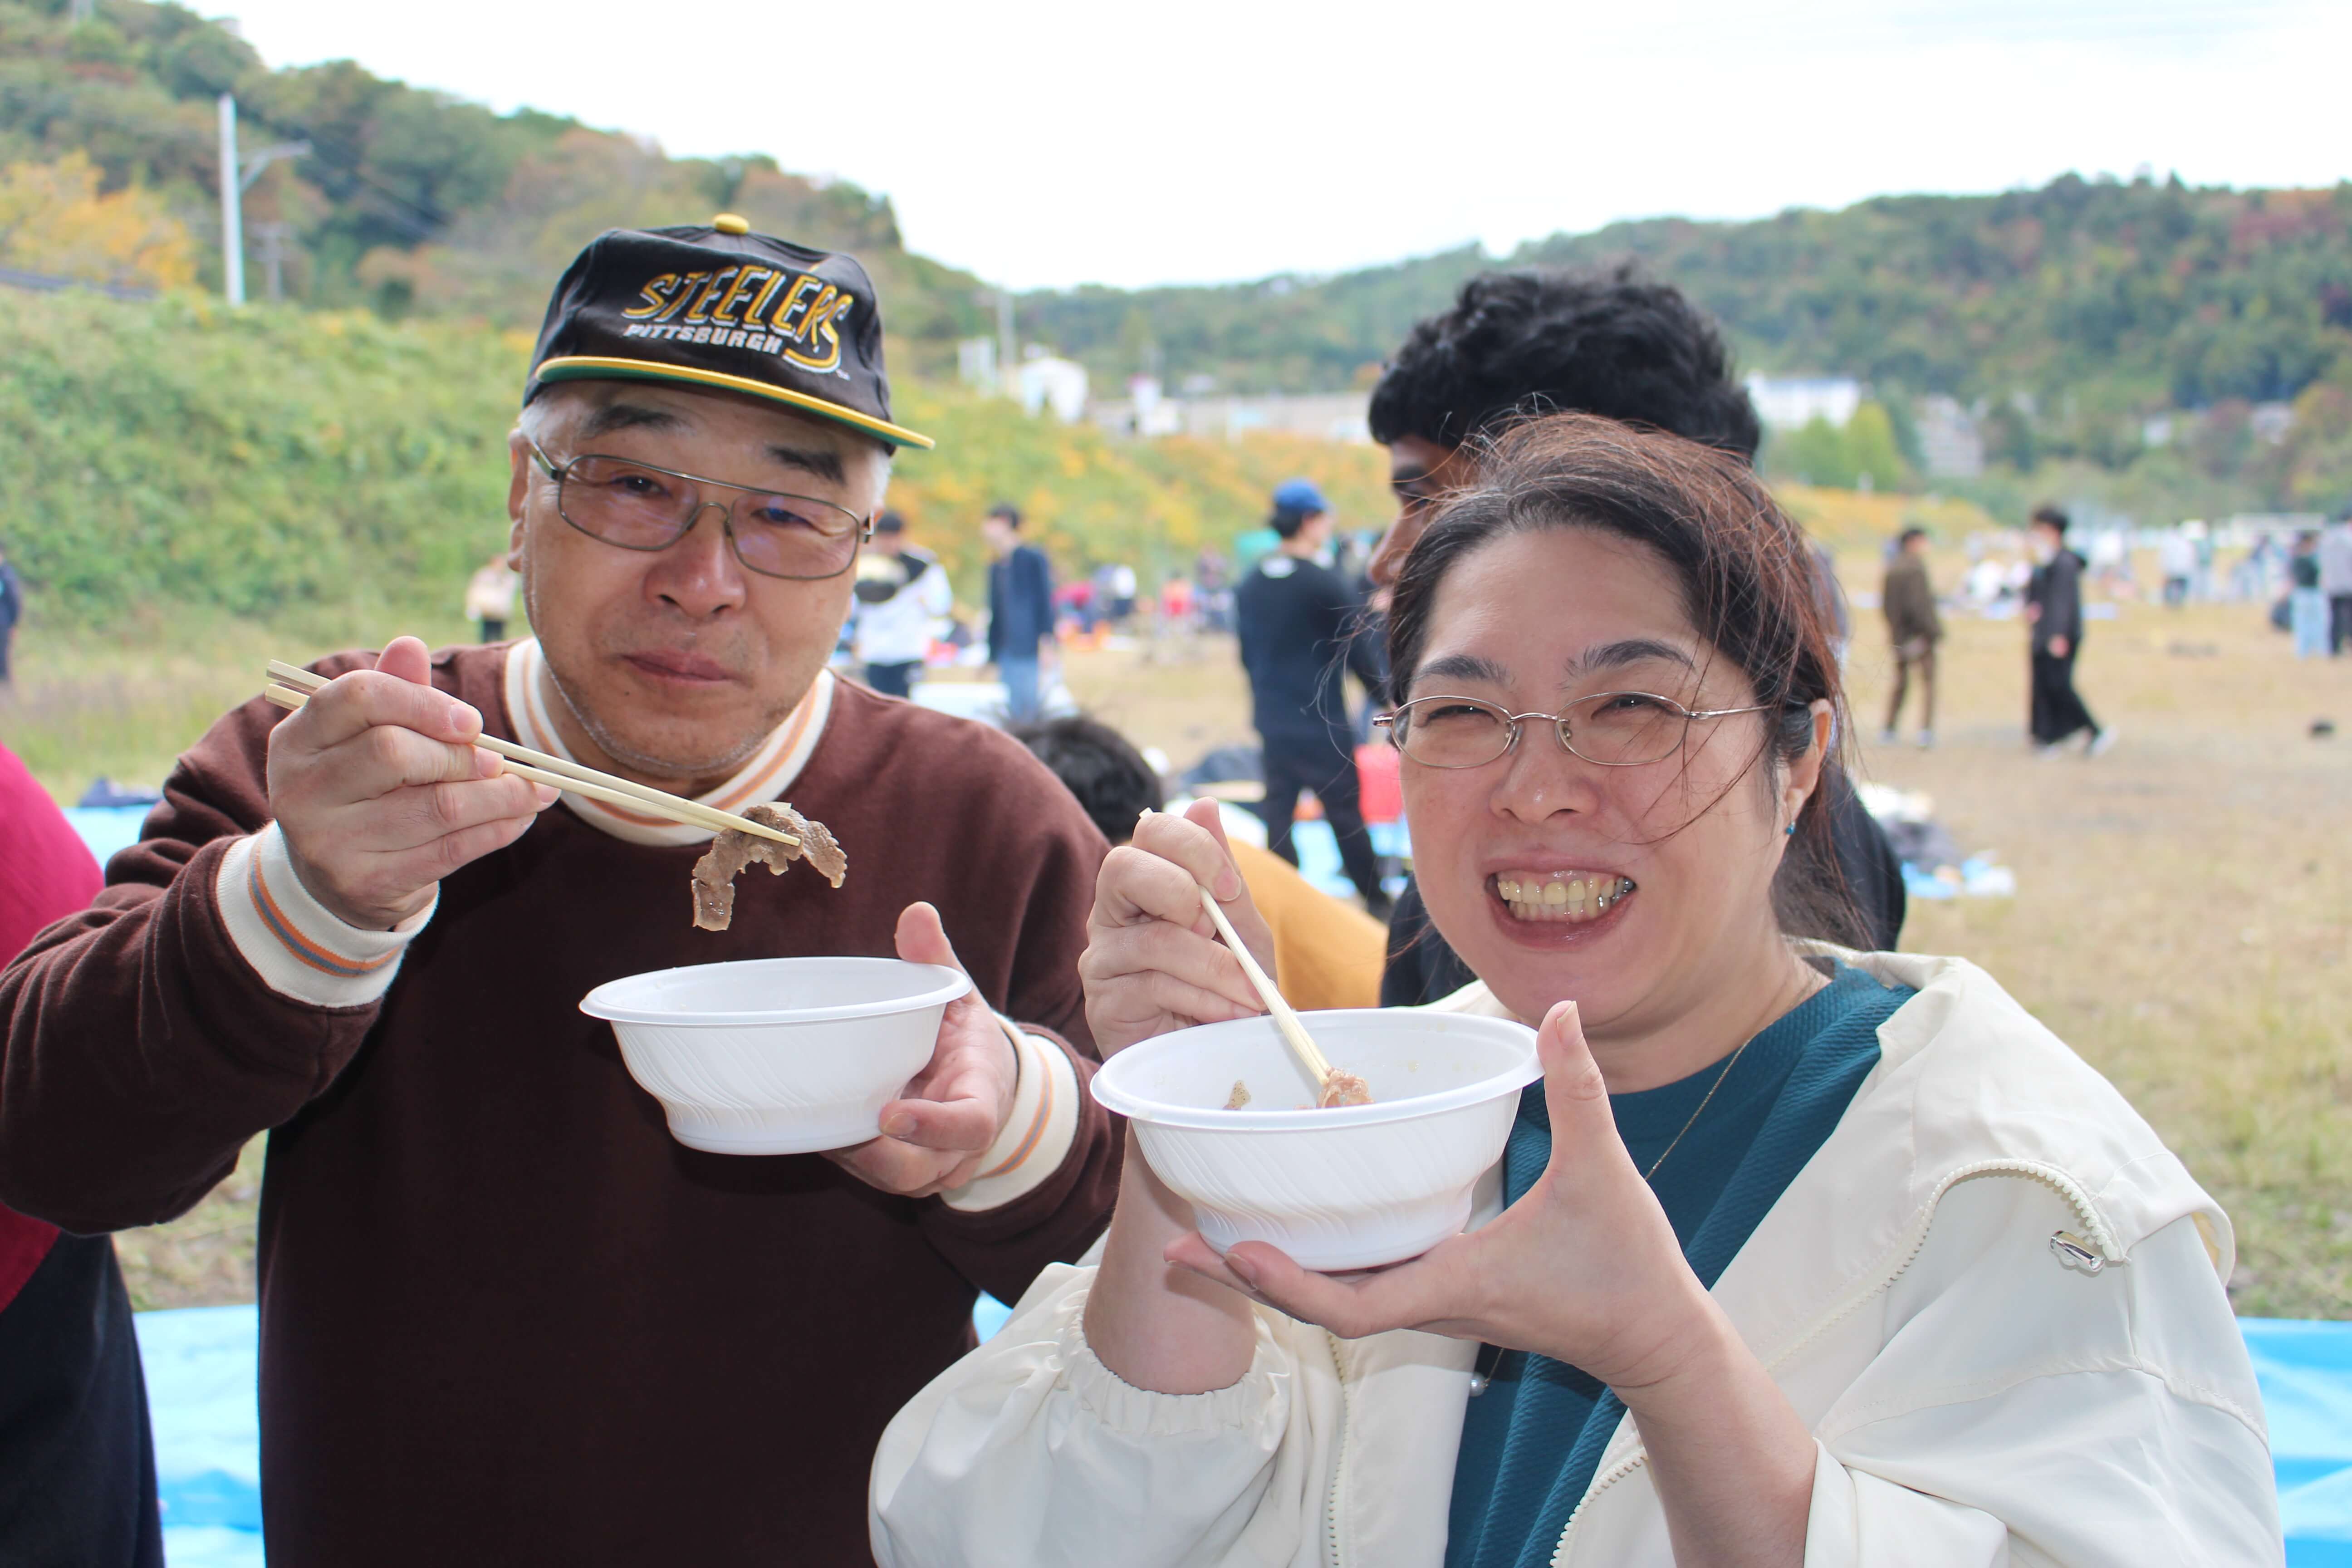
135, 1301, 2352, 1565
2246, 1318, 2352, 1566
132, 1306, 264, 1568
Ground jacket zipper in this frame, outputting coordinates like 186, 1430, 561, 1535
1323, 1331, 1354, 1568
1545, 1160, 2119, 1568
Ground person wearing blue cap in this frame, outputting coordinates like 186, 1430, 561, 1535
1234, 479, 1391, 917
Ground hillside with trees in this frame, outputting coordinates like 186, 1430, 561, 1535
4, 0, 2349, 553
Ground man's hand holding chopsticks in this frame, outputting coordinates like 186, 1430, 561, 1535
824, 902, 1019, 1199
265, 636, 558, 932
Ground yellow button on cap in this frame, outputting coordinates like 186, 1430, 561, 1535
711, 213, 750, 235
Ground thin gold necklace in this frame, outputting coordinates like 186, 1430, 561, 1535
1641, 1037, 1751, 1182
1641, 963, 1827, 1183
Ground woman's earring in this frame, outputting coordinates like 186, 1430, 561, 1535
1784, 822, 1797, 837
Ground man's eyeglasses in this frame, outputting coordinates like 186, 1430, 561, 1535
1373, 691, 1782, 769
528, 439, 872, 581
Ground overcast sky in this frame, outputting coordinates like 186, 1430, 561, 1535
216, 0, 2347, 291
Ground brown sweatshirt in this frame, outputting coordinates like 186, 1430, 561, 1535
0, 643, 1120, 1567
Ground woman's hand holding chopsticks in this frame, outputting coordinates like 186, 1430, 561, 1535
1078, 799, 1278, 1055
265, 636, 559, 931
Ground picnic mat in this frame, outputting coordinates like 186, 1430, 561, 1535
133, 1305, 2352, 1564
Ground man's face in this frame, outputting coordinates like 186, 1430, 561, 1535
983, 517, 1014, 555
505, 382, 889, 788
1367, 433, 1480, 591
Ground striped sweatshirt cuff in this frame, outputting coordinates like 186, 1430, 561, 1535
940, 1019, 1082, 1214
214, 825, 434, 1009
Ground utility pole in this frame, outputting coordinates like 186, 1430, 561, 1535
215, 94, 309, 306
218, 93, 243, 305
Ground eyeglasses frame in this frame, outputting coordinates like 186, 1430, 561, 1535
526, 437, 875, 582
1371, 691, 1786, 769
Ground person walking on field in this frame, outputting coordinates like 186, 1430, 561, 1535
984, 503, 1054, 723
464, 551, 519, 643
2321, 511, 2352, 656
1236, 478, 1392, 918
0, 543, 21, 685
2288, 532, 2330, 659
852, 512, 951, 698
1880, 526, 1941, 747
2025, 505, 2110, 756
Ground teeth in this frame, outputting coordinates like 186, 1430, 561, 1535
1494, 872, 1634, 924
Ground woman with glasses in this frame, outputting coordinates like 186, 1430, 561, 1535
870, 414, 2276, 1567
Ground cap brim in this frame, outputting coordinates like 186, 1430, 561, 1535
532, 356, 935, 451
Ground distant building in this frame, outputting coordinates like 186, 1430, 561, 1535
1744, 375, 1862, 430
1913, 395, 1984, 479
1087, 390, 1372, 444
1017, 353, 1089, 423
2250, 402, 2295, 445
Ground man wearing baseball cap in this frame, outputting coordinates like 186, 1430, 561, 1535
0, 217, 1119, 1565
1235, 478, 1391, 916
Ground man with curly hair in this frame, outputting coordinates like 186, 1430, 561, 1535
1362, 268, 1906, 1004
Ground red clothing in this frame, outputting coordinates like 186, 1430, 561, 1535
0, 647, 1120, 1566
0, 742, 98, 1305
0, 741, 162, 1568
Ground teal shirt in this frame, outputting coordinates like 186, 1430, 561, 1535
1444, 962, 1915, 1568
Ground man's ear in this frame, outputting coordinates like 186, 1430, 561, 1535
505, 428, 534, 564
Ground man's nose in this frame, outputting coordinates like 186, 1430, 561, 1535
646, 504, 748, 617
1367, 508, 1421, 590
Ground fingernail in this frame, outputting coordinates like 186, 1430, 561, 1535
534, 784, 560, 808
1224, 1251, 1259, 1288
881, 1112, 915, 1138
1214, 869, 1242, 902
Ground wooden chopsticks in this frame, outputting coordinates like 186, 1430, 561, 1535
261, 661, 798, 848
1196, 883, 1337, 1091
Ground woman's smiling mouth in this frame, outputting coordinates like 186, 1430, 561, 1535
1491, 870, 1636, 924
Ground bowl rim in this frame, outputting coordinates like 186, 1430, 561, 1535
579, 956, 972, 1027
1091, 1009, 1542, 1131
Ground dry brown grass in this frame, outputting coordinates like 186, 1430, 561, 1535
7, 561, 2345, 1318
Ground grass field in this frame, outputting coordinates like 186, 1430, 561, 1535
2, 549, 2346, 1318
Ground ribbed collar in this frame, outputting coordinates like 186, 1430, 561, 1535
499, 637, 833, 848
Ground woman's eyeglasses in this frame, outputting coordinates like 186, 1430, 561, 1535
1372, 691, 1781, 769
529, 439, 872, 581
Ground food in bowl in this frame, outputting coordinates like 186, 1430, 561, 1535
580, 956, 965, 1155
1315, 1069, 1373, 1107
690, 802, 848, 931
1092, 1009, 1541, 1271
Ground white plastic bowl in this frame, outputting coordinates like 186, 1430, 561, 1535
1091, 1009, 1541, 1271
580, 957, 970, 1155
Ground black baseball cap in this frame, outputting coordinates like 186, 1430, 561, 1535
523, 213, 934, 451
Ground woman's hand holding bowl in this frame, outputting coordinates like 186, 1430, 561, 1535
1165, 999, 1720, 1394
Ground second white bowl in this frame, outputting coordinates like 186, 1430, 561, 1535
580, 957, 969, 1155
1091, 1009, 1540, 1271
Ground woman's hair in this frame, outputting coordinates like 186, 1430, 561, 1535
1385, 412, 1870, 947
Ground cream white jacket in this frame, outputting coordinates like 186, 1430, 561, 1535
871, 952, 2282, 1567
